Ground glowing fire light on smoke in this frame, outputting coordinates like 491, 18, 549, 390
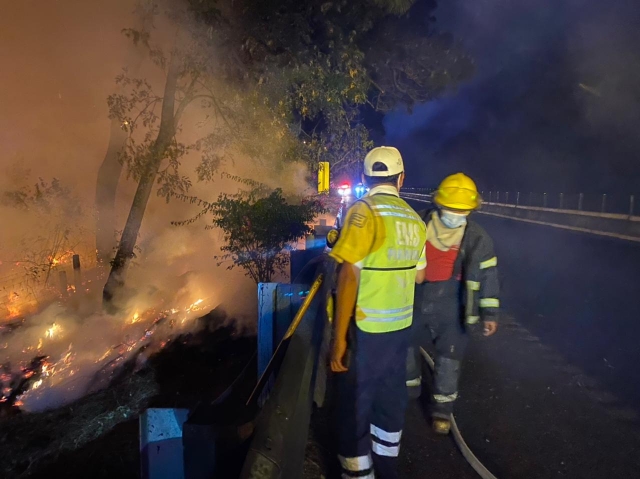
3, 293, 216, 411
45, 323, 62, 339
5, 292, 21, 318
47, 250, 76, 268
186, 299, 204, 313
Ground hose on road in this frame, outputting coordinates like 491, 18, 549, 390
420, 347, 499, 479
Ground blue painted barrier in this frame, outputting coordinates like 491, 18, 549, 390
140, 408, 190, 479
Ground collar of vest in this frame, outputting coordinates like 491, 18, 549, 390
366, 185, 400, 197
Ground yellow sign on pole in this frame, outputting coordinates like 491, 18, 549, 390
318, 161, 330, 194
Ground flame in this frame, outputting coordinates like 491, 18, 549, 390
97, 348, 112, 363
8, 290, 215, 410
45, 323, 62, 339
186, 299, 204, 313
47, 250, 76, 267
5, 292, 21, 318
67, 285, 76, 293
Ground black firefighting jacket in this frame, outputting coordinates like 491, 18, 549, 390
416, 209, 500, 324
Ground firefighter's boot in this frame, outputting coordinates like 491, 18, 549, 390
432, 418, 451, 435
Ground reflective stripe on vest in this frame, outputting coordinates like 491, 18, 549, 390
355, 194, 427, 333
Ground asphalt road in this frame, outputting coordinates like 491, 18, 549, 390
404, 200, 640, 478
304, 374, 477, 479
306, 201, 640, 478
476, 213, 640, 417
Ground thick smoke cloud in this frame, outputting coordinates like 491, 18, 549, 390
384, 0, 640, 193
0, 0, 310, 411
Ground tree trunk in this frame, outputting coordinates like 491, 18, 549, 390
103, 57, 181, 308
95, 33, 148, 265
95, 118, 127, 265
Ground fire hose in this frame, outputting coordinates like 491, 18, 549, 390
420, 347, 499, 479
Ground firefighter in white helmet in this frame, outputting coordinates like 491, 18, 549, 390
329, 146, 427, 479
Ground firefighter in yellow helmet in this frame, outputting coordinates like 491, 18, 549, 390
329, 146, 427, 479
406, 173, 499, 435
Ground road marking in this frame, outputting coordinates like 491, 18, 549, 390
476, 211, 640, 242
400, 195, 640, 243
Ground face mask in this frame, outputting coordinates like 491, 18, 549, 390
440, 210, 468, 229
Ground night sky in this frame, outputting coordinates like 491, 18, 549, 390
385, 0, 640, 194
2, 1, 638, 197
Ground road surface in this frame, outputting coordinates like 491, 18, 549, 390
408, 200, 640, 478
305, 201, 640, 478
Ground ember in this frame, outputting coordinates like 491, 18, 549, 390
0, 293, 216, 413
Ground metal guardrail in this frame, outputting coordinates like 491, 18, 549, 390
481, 201, 640, 222
401, 188, 640, 221
482, 191, 639, 217
404, 187, 639, 216
239, 259, 329, 479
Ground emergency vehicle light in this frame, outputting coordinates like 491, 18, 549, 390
338, 183, 351, 197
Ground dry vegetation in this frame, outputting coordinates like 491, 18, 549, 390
0, 312, 255, 479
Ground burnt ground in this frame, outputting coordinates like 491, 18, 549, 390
0, 310, 256, 479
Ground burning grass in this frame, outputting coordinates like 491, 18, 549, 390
1, 279, 215, 412
0, 311, 256, 479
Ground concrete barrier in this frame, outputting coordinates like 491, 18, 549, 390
140, 408, 190, 479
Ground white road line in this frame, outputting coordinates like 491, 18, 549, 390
476, 211, 640, 243
400, 195, 640, 243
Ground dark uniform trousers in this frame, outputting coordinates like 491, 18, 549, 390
407, 279, 469, 418
334, 326, 410, 479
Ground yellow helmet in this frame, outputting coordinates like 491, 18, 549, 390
434, 173, 480, 211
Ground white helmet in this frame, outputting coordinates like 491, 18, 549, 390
364, 146, 404, 177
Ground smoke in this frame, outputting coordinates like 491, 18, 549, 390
0, 0, 313, 411
384, 0, 640, 192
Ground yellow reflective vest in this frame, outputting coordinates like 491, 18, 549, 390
355, 194, 427, 333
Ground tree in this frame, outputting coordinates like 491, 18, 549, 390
196, 0, 474, 176
102, 0, 473, 304
102, 51, 183, 306
102, 4, 241, 305
1, 176, 90, 306
95, 5, 154, 265
174, 187, 325, 283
